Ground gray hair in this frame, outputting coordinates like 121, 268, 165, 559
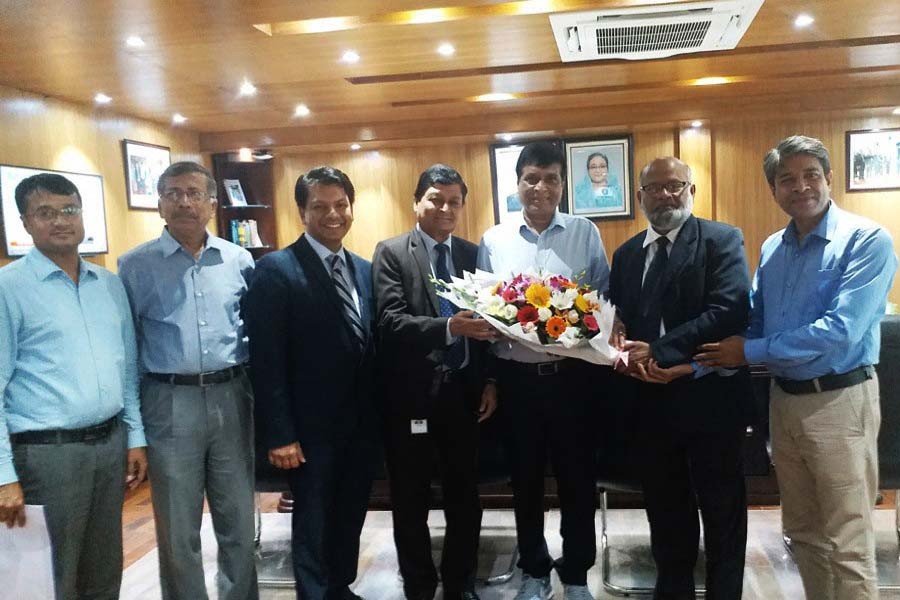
156, 161, 217, 197
763, 135, 831, 186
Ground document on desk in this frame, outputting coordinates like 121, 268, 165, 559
0, 505, 55, 600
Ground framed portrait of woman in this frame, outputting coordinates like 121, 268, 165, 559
564, 136, 634, 220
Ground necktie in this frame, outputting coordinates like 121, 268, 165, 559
329, 254, 366, 347
435, 243, 465, 370
635, 236, 670, 342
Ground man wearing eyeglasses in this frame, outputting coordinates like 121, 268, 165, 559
607, 157, 752, 599
0, 173, 147, 598
118, 161, 258, 599
476, 142, 610, 600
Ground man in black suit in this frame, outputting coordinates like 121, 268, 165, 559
373, 164, 497, 600
607, 157, 752, 599
244, 166, 378, 600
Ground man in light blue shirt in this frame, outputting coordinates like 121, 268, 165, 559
697, 135, 898, 600
477, 142, 610, 600
0, 173, 146, 599
118, 162, 257, 600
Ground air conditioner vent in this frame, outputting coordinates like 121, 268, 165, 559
550, 0, 763, 62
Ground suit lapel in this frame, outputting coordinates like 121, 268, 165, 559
658, 216, 698, 294
450, 237, 473, 275
409, 229, 441, 315
345, 252, 372, 338
626, 231, 649, 309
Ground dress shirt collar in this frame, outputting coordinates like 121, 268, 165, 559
643, 221, 685, 249
305, 232, 347, 266
783, 200, 836, 246
159, 227, 221, 258
518, 209, 566, 237
415, 223, 452, 256
25, 247, 98, 282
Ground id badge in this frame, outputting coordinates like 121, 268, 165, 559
410, 419, 428, 435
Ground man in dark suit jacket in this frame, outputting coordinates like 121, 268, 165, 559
607, 157, 752, 600
244, 166, 378, 600
373, 164, 497, 600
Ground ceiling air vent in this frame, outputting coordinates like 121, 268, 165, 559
549, 0, 764, 62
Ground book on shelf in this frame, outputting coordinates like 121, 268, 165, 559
229, 219, 265, 248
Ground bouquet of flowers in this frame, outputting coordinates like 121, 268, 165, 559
434, 269, 624, 366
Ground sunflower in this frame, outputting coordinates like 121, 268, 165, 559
525, 283, 551, 309
545, 315, 568, 338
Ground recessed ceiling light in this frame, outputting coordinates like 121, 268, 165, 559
892, 107, 900, 115
691, 120, 703, 128
172, 113, 187, 124
94, 93, 112, 104
474, 93, 516, 102
692, 77, 730, 86
500, 133, 513, 142
350, 143, 361, 151
294, 103, 311, 117
125, 36, 145, 48
437, 43, 455, 57
253, 149, 274, 160
341, 50, 360, 64
794, 14, 815, 28
239, 79, 257, 96
238, 148, 253, 161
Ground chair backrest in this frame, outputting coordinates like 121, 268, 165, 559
877, 315, 900, 488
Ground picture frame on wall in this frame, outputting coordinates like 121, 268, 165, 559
564, 135, 634, 220
489, 139, 566, 224
0, 163, 109, 257
122, 139, 171, 209
846, 128, 900, 192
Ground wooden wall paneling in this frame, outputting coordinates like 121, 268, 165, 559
678, 124, 714, 221
0, 85, 201, 271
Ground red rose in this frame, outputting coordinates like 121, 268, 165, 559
517, 305, 539, 324
583, 314, 599, 331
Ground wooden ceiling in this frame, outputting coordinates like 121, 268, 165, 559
0, 0, 898, 153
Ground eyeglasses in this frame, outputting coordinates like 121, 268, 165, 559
640, 180, 691, 195
161, 188, 210, 203
27, 205, 83, 222
520, 174, 563, 188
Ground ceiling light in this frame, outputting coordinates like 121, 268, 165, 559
350, 143, 361, 151
692, 77, 729, 86
892, 107, 900, 115
172, 113, 187, 124
294, 103, 311, 117
125, 36, 145, 48
252, 149, 273, 160
239, 79, 257, 96
94, 93, 112, 104
500, 133, 513, 142
437, 43, 455, 56
474, 93, 516, 102
691, 120, 703, 128
238, 148, 253, 161
794, 14, 815, 28
341, 50, 360, 64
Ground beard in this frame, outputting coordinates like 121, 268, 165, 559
645, 196, 693, 231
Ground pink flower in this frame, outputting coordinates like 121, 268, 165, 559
502, 287, 519, 303
583, 314, 599, 331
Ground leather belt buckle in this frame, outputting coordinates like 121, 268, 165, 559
537, 362, 559, 376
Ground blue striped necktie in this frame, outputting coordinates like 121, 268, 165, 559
328, 254, 366, 347
435, 243, 465, 370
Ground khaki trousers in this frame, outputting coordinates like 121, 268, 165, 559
770, 375, 880, 600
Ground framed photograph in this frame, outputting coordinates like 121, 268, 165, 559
846, 128, 900, 192
122, 139, 170, 209
564, 136, 634, 220
222, 179, 248, 206
489, 139, 566, 224
0, 163, 109, 257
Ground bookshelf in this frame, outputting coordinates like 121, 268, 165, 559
212, 153, 277, 260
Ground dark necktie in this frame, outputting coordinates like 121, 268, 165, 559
635, 236, 670, 342
435, 243, 465, 370
329, 254, 366, 347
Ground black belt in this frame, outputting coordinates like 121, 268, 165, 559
775, 365, 875, 395
146, 365, 245, 387
498, 358, 577, 377
10, 416, 118, 445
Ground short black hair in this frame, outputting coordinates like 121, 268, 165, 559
156, 161, 217, 197
413, 164, 468, 203
763, 135, 831, 187
516, 142, 565, 181
14, 173, 81, 215
294, 166, 355, 210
